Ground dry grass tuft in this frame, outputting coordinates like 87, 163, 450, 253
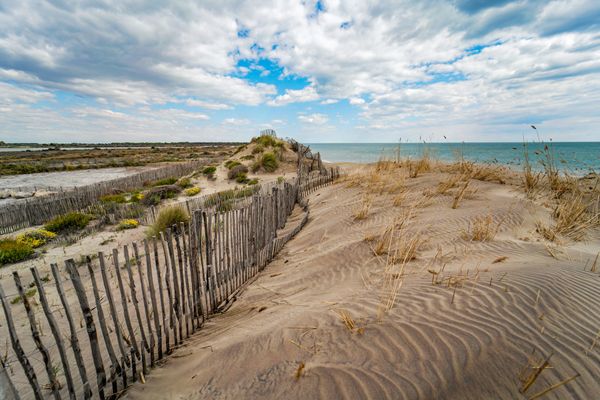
518, 349, 580, 399
334, 309, 364, 334
295, 362, 305, 380
552, 193, 598, 240
537, 193, 599, 242
590, 252, 599, 273
392, 191, 406, 207
436, 174, 461, 195
462, 214, 502, 241
353, 195, 372, 220
452, 179, 471, 209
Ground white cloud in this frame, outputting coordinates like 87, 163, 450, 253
321, 98, 338, 104
298, 113, 328, 125
349, 97, 366, 105
268, 85, 319, 106
222, 118, 250, 125
185, 99, 232, 110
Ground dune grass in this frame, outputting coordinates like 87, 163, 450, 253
147, 206, 189, 237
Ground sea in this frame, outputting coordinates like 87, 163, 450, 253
308, 142, 600, 174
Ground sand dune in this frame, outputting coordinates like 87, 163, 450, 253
126, 165, 600, 400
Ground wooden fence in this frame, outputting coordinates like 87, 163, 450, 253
0, 167, 338, 399
0, 161, 206, 235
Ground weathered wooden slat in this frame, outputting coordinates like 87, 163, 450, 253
98, 253, 130, 368
65, 259, 106, 400
51, 263, 93, 399
159, 231, 176, 351
0, 282, 43, 400
134, 242, 155, 369
151, 238, 166, 358
85, 256, 120, 397
123, 246, 149, 356
0, 359, 19, 400
112, 248, 141, 358
14, 271, 61, 400
203, 211, 216, 313
31, 266, 77, 400
174, 226, 190, 338
144, 239, 162, 363
165, 228, 183, 345
179, 222, 194, 334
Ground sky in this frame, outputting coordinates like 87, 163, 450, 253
0, 0, 599, 143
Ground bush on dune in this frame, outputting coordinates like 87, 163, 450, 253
0, 239, 34, 266
147, 206, 189, 237
44, 212, 92, 234
261, 152, 279, 172
185, 187, 201, 196
16, 229, 56, 248
227, 164, 249, 180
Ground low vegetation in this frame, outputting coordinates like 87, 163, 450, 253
462, 214, 500, 241
176, 177, 193, 188
0, 239, 34, 266
117, 219, 139, 230
147, 206, 189, 237
202, 165, 217, 180
251, 133, 285, 149
259, 152, 279, 172
224, 160, 242, 170
44, 212, 92, 233
0, 143, 238, 176
184, 187, 201, 196
147, 177, 178, 187
100, 193, 127, 203
15, 229, 56, 248
204, 187, 257, 212
141, 185, 181, 206
228, 164, 249, 180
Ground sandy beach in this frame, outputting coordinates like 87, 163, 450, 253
121, 161, 600, 399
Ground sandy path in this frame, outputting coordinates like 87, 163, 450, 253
123, 170, 600, 399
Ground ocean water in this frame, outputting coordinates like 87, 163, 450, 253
308, 142, 600, 174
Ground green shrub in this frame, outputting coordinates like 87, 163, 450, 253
261, 152, 279, 172
100, 194, 127, 203
227, 164, 249, 180
252, 144, 264, 154
235, 173, 249, 184
147, 177, 177, 187
202, 166, 216, 175
251, 161, 261, 173
204, 187, 258, 211
185, 187, 201, 196
44, 212, 92, 234
0, 239, 34, 266
15, 229, 56, 248
176, 177, 192, 188
241, 154, 254, 160
252, 134, 282, 148
224, 160, 241, 170
277, 176, 285, 184
147, 206, 189, 237
117, 219, 139, 230
129, 192, 144, 202
248, 178, 259, 185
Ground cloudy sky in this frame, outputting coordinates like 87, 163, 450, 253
1, 0, 599, 143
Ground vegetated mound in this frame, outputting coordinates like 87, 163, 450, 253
223, 134, 298, 180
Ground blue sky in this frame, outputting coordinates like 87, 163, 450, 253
1, 0, 600, 143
